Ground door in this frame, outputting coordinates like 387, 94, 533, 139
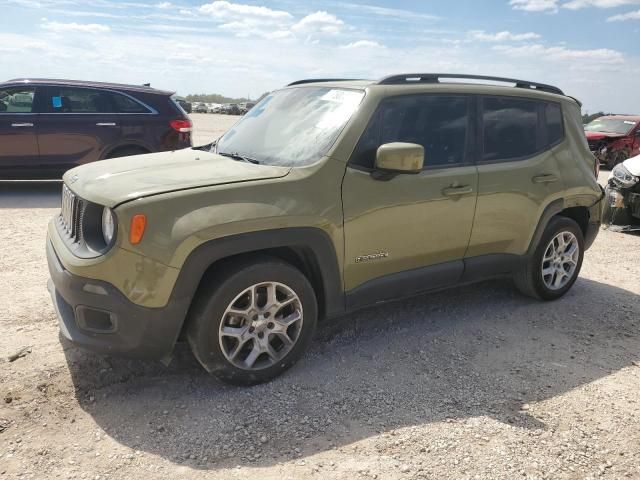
342, 94, 478, 308
0, 85, 40, 177
37, 86, 121, 174
465, 96, 567, 260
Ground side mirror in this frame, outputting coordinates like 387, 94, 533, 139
374, 142, 424, 174
635, 129, 640, 137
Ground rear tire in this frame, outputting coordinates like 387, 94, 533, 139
514, 216, 584, 301
186, 257, 318, 386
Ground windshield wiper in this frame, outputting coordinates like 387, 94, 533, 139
217, 151, 260, 165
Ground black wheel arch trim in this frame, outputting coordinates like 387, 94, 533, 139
526, 199, 565, 256
172, 227, 345, 324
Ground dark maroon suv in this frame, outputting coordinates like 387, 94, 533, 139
0, 78, 192, 179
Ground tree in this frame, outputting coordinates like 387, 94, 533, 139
185, 93, 250, 104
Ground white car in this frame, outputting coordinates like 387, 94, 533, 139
604, 154, 640, 229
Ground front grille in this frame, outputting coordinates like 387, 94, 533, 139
60, 184, 85, 243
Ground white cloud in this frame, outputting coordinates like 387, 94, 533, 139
563, 0, 640, 9
607, 8, 640, 19
292, 11, 344, 35
338, 4, 439, 21
509, 0, 559, 12
340, 40, 383, 49
41, 21, 111, 33
470, 30, 541, 41
155, 1, 172, 8
494, 43, 624, 64
510, 0, 640, 11
199, 1, 292, 21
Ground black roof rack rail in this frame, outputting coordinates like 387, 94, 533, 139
287, 78, 362, 86
377, 73, 564, 96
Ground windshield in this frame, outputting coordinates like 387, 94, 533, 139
216, 87, 365, 167
585, 118, 637, 135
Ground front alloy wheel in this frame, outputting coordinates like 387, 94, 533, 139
219, 282, 303, 370
187, 257, 317, 385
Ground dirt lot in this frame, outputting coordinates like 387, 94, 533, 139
1, 115, 639, 480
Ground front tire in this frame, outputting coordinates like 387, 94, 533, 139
186, 257, 317, 386
514, 216, 584, 301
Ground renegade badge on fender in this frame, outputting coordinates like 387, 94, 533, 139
47, 74, 603, 385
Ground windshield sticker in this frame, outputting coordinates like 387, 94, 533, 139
624, 121, 636, 125
321, 90, 347, 102
52, 96, 62, 108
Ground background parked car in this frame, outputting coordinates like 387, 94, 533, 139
238, 102, 256, 114
584, 115, 640, 169
0, 78, 192, 179
192, 103, 208, 113
174, 96, 192, 114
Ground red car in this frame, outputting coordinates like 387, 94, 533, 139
585, 115, 640, 169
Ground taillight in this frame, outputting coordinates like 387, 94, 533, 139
170, 119, 192, 133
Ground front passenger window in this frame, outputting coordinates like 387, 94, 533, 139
351, 95, 470, 169
0, 87, 36, 113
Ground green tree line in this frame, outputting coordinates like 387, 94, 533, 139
185, 92, 270, 104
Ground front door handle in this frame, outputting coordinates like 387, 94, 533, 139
11, 123, 34, 127
96, 122, 117, 127
532, 174, 558, 184
443, 185, 473, 196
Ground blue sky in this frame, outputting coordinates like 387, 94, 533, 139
2, 0, 640, 111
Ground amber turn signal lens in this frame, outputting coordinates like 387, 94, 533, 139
129, 214, 147, 245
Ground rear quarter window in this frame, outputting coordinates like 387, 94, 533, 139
110, 92, 151, 113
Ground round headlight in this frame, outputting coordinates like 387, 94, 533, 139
101, 207, 116, 245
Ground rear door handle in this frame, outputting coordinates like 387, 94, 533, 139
11, 123, 34, 127
443, 185, 473, 196
96, 122, 117, 127
532, 174, 558, 183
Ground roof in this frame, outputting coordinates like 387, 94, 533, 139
2, 78, 174, 95
285, 73, 573, 103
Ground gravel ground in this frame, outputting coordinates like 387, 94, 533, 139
0, 116, 639, 480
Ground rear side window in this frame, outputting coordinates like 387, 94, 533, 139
481, 96, 565, 162
482, 97, 539, 161
111, 92, 151, 113
351, 94, 471, 169
47, 87, 114, 113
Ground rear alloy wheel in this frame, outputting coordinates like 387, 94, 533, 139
187, 257, 317, 385
540, 231, 579, 291
514, 216, 584, 300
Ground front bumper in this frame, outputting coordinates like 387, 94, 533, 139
47, 239, 185, 359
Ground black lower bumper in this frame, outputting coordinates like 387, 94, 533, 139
47, 240, 185, 359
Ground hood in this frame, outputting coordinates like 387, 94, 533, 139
63, 148, 291, 207
623, 154, 640, 176
585, 131, 626, 140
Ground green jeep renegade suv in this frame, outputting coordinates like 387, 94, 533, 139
47, 74, 603, 385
